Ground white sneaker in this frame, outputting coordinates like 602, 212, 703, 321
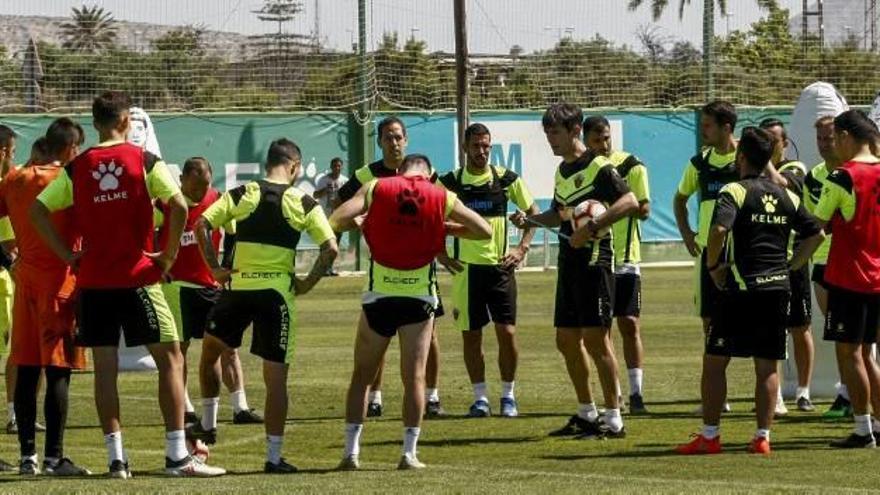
337, 455, 360, 471
775, 400, 789, 417
164, 456, 226, 477
397, 454, 426, 470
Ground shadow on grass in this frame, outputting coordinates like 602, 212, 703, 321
538, 437, 834, 461
361, 435, 540, 448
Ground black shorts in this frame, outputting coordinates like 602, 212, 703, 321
76, 285, 178, 348
706, 290, 789, 360
554, 259, 614, 329
811, 264, 829, 289
787, 265, 812, 328
613, 272, 641, 318
452, 264, 516, 331
163, 284, 221, 341
363, 297, 435, 338
697, 251, 724, 318
823, 285, 880, 344
205, 288, 296, 364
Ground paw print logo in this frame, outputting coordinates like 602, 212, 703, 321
92, 161, 123, 191
397, 188, 425, 216
761, 194, 778, 214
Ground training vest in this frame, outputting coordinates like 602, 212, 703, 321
69, 143, 161, 288
231, 181, 303, 251
159, 188, 222, 288
611, 152, 645, 265
693, 148, 739, 205
363, 175, 447, 270
439, 166, 515, 260
825, 161, 880, 294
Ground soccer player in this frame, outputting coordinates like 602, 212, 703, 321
0, 125, 19, 436
513, 103, 638, 439
437, 123, 538, 418
192, 138, 338, 473
675, 127, 823, 456
812, 110, 880, 448
31, 91, 226, 478
0, 118, 89, 475
805, 116, 853, 419
156, 157, 261, 428
582, 115, 651, 413
332, 154, 491, 470
759, 118, 815, 414
314, 157, 348, 276
338, 117, 446, 418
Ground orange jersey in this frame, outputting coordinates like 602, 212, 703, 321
0, 164, 79, 279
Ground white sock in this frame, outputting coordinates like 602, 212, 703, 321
501, 381, 515, 400
577, 403, 598, 422
184, 390, 195, 413
472, 382, 488, 403
267, 435, 283, 464
838, 383, 851, 401
702, 424, 720, 440
615, 380, 622, 399
165, 430, 188, 462
402, 427, 420, 457
7, 402, 14, 423
368, 390, 382, 405
855, 414, 873, 436
628, 368, 643, 396
202, 397, 220, 430
344, 423, 363, 457
230, 389, 249, 414
777, 386, 785, 404
604, 408, 623, 432
796, 386, 810, 401
425, 388, 439, 402
104, 431, 125, 464
756, 428, 770, 440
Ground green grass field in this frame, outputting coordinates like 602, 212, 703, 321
0, 267, 876, 494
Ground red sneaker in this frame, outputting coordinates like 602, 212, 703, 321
747, 436, 771, 455
675, 434, 722, 455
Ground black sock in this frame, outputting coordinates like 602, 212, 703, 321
14, 366, 41, 458
43, 366, 71, 460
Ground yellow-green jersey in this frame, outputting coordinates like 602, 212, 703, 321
803, 162, 832, 264
201, 179, 335, 294
677, 147, 739, 247
608, 151, 650, 268
363, 179, 457, 305
437, 165, 534, 265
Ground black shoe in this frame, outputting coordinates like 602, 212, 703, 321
628, 394, 647, 414
264, 458, 298, 474
232, 408, 264, 425
598, 425, 627, 439
18, 457, 39, 476
367, 402, 383, 418
829, 433, 876, 449
184, 411, 200, 427
44, 457, 91, 476
108, 459, 131, 479
550, 415, 600, 437
187, 422, 217, 445
823, 395, 854, 420
425, 400, 446, 418
796, 396, 815, 412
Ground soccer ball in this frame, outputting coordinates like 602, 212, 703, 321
571, 199, 610, 237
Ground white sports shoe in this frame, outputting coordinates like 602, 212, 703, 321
397, 454, 426, 470
775, 400, 789, 417
164, 456, 226, 477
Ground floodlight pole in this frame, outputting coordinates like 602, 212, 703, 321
454, 0, 469, 166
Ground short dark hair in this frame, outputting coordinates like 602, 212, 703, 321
330, 157, 343, 166
29, 137, 49, 162
0, 124, 15, 149
45, 117, 83, 157
92, 91, 132, 129
377, 116, 406, 141
758, 117, 787, 141
737, 126, 773, 172
464, 123, 491, 144
266, 138, 302, 169
542, 103, 583, 132
834, 109, 880, 143
701, 100, 737, 133
583, 115, 611, 135
182, 156, 212, 175
400, 153, 432, 174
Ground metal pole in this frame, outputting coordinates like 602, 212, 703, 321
702, 0, 715, 101
454, 0, 469, 166
353, 0, 370, 271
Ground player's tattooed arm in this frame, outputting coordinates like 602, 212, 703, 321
195, 217, 236, 285
293, 238, 338, 295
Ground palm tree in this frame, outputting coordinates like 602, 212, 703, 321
627, 0, 778, 21
61, 5, 118, 53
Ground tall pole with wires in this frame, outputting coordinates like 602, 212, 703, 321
454, 0, 469, 166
